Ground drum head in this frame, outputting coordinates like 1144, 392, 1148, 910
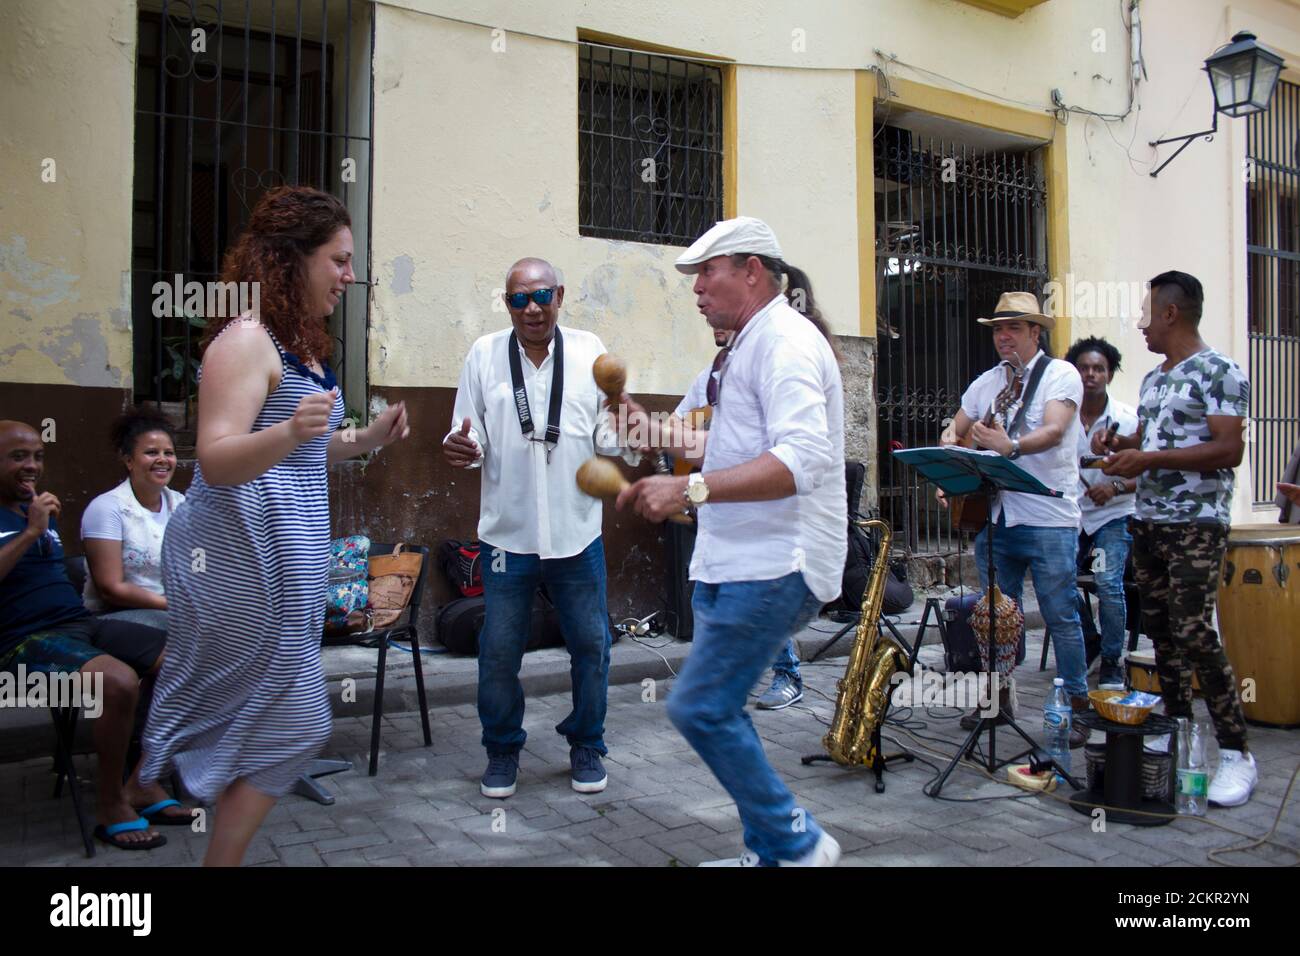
1227, 523, 1300, 546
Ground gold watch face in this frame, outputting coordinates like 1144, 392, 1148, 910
687, 479, 709, 504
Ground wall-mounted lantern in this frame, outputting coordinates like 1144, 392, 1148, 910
1150, 31, 1285, 178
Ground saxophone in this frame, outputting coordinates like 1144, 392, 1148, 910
822, 519, 910, 766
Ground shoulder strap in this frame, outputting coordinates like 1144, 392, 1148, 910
507, 327, 563, 446
1008, 355, 1051, 438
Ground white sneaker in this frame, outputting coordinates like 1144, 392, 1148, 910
699, 832, 842, 867
699, 850, 766, 867
779, 832, 841, 867
1207, 750, 1258, 807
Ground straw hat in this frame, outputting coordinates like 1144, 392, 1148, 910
976, 291, 1055, 331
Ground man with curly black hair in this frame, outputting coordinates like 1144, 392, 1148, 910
1067, 336, 1135, 691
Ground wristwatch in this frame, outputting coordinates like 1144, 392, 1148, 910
1111, 479, 1127, 495
1008, 439, 1022, 461
686, 473, 710, 507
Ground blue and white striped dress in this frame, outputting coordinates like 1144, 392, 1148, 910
141, 324, 342, 801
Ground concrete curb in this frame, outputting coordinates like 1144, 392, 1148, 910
0, 590, 1047, 763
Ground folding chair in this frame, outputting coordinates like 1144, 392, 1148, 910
325, 543, 434, 776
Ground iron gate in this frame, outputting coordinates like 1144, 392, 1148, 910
874, 124, 1050, 554
1246, 79, 1300, 505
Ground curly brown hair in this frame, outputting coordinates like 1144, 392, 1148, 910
204, 185, 351, 362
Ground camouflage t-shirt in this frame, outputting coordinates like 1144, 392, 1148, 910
1135, 348, 1249, 524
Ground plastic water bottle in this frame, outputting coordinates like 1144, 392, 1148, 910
1043, 678, 1072, 781
1176, 718, 1208, 816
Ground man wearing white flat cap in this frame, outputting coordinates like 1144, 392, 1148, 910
612, 216, 846, 866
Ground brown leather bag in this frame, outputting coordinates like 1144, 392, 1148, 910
368, 544, 423, 629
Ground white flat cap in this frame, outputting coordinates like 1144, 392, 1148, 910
674, 216, 785, 274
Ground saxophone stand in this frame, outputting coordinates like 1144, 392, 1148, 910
800, 632, 922, 794
891, 448, 1083, 796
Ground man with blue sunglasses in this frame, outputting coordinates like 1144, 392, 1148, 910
443, 258, 631, 800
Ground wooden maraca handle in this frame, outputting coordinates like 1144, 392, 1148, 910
575, 456, 691, 524
592, 353, 627, 401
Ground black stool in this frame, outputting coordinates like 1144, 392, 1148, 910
1068, 711, 1178, 827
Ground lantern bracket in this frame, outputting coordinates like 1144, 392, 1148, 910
1148, 113, 1219, 178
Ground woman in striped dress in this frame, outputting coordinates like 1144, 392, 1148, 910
140, 187, 409, 866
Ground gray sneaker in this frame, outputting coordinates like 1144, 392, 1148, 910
1098, 657, 1125, 691
570, 745, 608, 794
480, 752, 519, 799
757, 673, 804, 710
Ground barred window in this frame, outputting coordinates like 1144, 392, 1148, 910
1246, 78, 1300, 504
578, 42, 724, 246
132, 1, 373, 437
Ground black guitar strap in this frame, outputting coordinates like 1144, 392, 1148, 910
508, 327, 563, 458
1007, 352, 1050, 438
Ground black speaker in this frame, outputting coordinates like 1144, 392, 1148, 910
664, 520, 697, 640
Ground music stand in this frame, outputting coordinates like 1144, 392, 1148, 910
893, 446, 1083, 794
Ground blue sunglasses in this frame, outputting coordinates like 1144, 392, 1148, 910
505, 287, 556, 309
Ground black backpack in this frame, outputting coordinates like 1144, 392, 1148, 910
831, 462, 914, 616
435, 586, 566, 656
837, 520, 914, 616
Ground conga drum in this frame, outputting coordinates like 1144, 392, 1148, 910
1217, 523, 1300, 727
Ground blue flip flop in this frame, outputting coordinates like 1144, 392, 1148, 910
94, 817, 166, 851
136, 798, 193, 826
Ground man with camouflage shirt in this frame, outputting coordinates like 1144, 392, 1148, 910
1097, 271, 1257, 807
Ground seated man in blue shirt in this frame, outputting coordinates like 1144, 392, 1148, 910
0, 420, 188, 850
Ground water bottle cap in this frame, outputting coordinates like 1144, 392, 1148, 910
1052, 678, 1064, 686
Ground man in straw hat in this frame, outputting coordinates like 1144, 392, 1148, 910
939, 291, 1091, 747
612, 216, 845, 866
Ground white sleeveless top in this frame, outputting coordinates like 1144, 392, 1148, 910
81, 478, 186, 612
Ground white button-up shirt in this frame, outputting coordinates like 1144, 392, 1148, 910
691, 295, 847, 603
1074, 396, 1138, 536
959, 350, 1083, 529
674, 365, 712, 419
447, 325, 625, 559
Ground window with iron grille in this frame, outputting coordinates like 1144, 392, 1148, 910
132, 0, 374, 438
1246, 78, 1300, 505
578, 42, 723, 246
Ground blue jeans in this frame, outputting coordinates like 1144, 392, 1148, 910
973, 514, 1088, 699
478, 537, 611, 756
668, 572, 825, 864
771, 640, 801, 683
1079, 517, 1132, 662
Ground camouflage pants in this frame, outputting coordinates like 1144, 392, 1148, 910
1130, 520, 1248, 752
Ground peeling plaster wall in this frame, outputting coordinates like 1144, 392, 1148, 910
368, 2, 877, 397
367, 0, 1300, 530
0, 0, 136, 389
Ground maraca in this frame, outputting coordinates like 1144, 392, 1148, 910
592, 353, 627, 402
575, 456, 691, 524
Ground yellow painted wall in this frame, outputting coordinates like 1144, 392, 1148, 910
0, 0, 137, 389
4, 0, 1299, 523
1052, 0, 1300, 521
365, 0, 1112, 395
734, 66, 859, 339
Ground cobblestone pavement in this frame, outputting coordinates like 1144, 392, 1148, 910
3, 628, 1298, 867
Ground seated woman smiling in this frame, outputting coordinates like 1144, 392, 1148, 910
81, 406, 185, 630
